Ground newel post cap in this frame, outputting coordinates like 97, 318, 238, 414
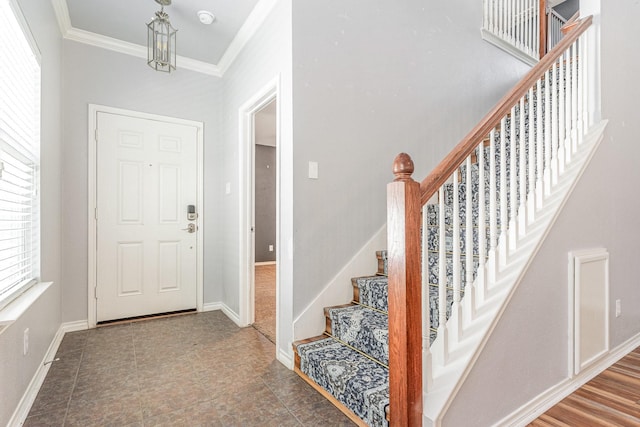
392, 153, 415, 182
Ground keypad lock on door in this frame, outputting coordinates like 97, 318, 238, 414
187, 205, 198, 221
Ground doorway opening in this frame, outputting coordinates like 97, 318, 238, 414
238, 79, 279, 349
252, 99, 277, 343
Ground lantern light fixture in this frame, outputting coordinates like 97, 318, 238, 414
147, 0, 177, 72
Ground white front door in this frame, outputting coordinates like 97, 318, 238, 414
96, 112, 199, 322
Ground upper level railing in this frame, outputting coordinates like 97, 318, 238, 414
387, 16, 594, 426
483, 0, 543, 62
548, 8, 568, 51
483, 0, 579, 64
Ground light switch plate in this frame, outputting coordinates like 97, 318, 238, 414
308, 161, 319, 179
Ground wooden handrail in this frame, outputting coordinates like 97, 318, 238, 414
561, 11, 581, 35
418, 15, 592, 206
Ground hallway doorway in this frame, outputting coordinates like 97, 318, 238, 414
252, 99, 277, 343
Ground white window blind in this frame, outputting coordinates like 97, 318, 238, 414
0, 1, 41, 309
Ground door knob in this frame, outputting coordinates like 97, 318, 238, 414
182, 223, 196, 233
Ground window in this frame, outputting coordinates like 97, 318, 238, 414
0, 1, 41, 310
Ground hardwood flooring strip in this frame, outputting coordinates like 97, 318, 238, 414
530, 347, 640, 426
545, 402, 613, 426
536, 414, 573, 426
564, 394, 640, 425
574, 387, 640, 419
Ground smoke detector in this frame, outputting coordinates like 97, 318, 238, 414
197, 10, 215, 25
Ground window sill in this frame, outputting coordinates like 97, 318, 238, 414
0, 282, 53, 335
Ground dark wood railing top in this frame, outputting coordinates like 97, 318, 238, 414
418, 15, 593, 206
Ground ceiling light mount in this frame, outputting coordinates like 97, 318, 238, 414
197, 10, 216, 25
147, 0, 177, 72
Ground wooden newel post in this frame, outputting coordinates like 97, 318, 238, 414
539, 0, 548, 59
387, 153, 422, 426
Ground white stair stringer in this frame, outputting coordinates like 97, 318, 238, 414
423, 120, 608, 427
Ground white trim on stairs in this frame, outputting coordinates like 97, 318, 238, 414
292, 224, 387, 341
494, 330, 640, 426
481, 29, 539, 67
426, 120, 609, 427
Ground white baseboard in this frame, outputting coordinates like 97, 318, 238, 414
202, 302, 222, 312
203, 302, 244, 327
277, 347, 294, 370
61, 320, 89, 333
495, 331, 640, 426
220, 303, 243, 327
8, 322, 69, 427
293, 224, 386, 340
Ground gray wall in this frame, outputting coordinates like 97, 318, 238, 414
217, 0, 292, 345
60, 42, 223, 322
0, 0, 63, 424
554, 0, 579, 20
255, 144, 277, 263
444, 2, 640, 425
290, 0, 529, 318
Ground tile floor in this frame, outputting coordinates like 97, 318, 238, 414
24, 311, 354, 426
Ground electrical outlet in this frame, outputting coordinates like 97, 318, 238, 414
615, 299, 621, 317
23, 328, 29, 356
269, 245, 273, 252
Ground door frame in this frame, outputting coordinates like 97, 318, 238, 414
238, 78, 280, 331
87, 104, 204, 328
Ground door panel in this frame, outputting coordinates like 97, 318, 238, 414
96, 112, 198, 322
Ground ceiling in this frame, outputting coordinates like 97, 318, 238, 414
54, 0, 271, 76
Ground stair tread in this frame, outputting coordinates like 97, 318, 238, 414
295, 336, 389, 427
326, 304, 389, 367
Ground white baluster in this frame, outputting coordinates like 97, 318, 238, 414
477, 139, 488, 304
489, 128, 498, 284
533, 0, 539, 58
551, 60, 559, 186
509, 0, 514, 44
464, 156, 476, 322
499, 116, 509, 268
516, 0, 520, 50
544, 69, 552, 196
509, 105, 518, 252
558, 52, 566, 174
421, 204, 433, 389
527, 86, 537, 222
535, 79, 544, 209
582, 32, 591, 131
518, 96, 527, 236
451, 171, 462, 342
437, 184, 449, 364
577, 34, 585, 142
571, 41, 579, 154
563, 46, 573, 165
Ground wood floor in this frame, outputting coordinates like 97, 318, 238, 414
529, 346, 640, 426
253, 263, 276, 343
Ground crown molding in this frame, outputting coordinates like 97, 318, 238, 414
216, 0, 279, 75
51, 0, 277, 78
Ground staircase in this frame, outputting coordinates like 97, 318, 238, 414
293, 252, 391, 426
293, 15, 604, 427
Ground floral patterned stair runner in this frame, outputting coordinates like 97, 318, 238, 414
296, 337, 389, 427
326, 305, 389, 366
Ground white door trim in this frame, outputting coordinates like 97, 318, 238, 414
238, 77, 280, 333
88, 104, 204, 328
